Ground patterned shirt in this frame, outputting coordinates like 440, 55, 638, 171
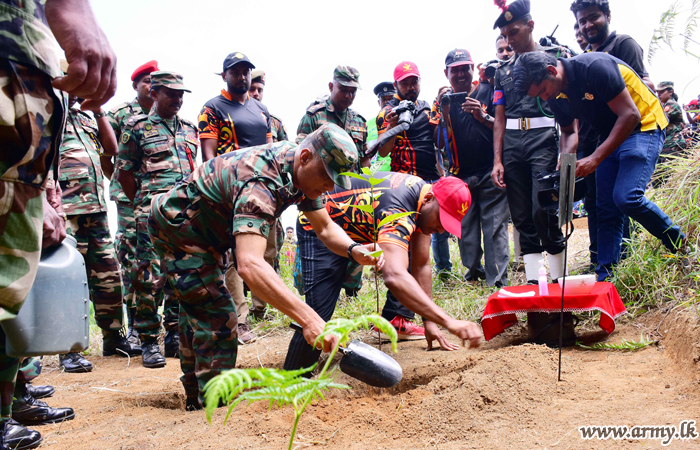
151, 143, 323, 255
296, 97, 367, 156
117, 109, 199, 215
662, 99, 686, 154
198, 90, 271, 155
376, 95, 438, 181
301, 172, 429, 252
270, 113, 288, 142
107, 98, 147, 203
58, 108, 108, 215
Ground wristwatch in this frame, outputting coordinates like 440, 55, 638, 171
347, 242, 362, 262
93, 110, 106, 119
483, 114, 492, 123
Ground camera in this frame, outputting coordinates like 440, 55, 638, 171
392, 100, 417, 126
441, 92, 468, 106
483, 59, 500, 80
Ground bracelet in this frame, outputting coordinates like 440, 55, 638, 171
93, 111, 106, 119
347, 242, 363, 262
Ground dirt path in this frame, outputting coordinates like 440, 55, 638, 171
32, 309, 700, 449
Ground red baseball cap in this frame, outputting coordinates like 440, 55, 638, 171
689, 99, 699, 107
131, 60, 159, 81
432, 177, 471, 236
394, 61, 420, 82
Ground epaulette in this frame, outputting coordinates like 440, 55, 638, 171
306, 102, 326, 115
179, 117, 198, 129
109, 101, 132, 115
124, 113, 149, 129
270, 113, 284, 123
350, 109, 366, 123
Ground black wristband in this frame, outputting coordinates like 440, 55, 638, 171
347, 242, 362, 262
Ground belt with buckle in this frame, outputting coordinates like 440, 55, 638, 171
505, 117, 556, 130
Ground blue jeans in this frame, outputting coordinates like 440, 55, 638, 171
595, 129, 684, 281
427, 178, 452, 272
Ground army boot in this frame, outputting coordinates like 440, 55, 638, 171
141, 340, 166, 368
1, 419, 42, 450
126, 308, 140, 347
102, 328, 142, 357
163, 330, 179, 358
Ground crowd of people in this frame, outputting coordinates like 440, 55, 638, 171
0, 0, 696, 448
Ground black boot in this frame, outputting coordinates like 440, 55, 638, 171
1, 419, 42, 450
127, 308, 140, 347
163, 330, 179, 358
141, 340, 166, 368
102, 328, 142, 357
11, 385, 75, 426
59, 353, 93, 373
24, 384, 53, 400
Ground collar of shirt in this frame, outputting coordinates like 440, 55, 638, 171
586, 30, 617, 53
558, 57, 577, 98
325, 97, 348, 123
221, 89, 249, 104
131, 97, 146, 115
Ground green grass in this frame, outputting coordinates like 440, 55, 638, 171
576, 334, 656, 351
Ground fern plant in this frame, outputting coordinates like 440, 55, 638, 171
339, 163, 416, 341
649, 0, 700, 63
576, 335, 656, 351
203, 314, 398, 450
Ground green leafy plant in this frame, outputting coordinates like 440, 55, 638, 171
576, 335, 656, 351
339, 163, 416, 341
649, 0, 700, 62
203, 314, 398, 450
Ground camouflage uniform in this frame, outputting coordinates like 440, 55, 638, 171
295, 67, 367, 295
107, 99, 146, 309
148, 124, 357, 404
270, 114, 288, 143
59, 107, 123, 331
661, 99, 686, 157
0, 0, 66, 420
117, 77, 198, 342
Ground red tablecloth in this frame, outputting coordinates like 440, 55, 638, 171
481, 282, 626, 341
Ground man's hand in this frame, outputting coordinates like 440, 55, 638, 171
42, 193, 66, 249
302, 315, 339, 353
47, 0, 117, 108
461, 97, 486, 122
384, 109, 399, 130
575, 155, 600, 178
424, 320, 459, 351
491, 162, 506, 188
353, 243, 385, 270
436, 86, 451, 105
477, 63, 487, 82
445, 319, 483, 348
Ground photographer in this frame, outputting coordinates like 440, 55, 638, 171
431, 49, 509, 288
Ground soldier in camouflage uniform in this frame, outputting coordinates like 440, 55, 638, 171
107, 60, 160, 347
296, 65, 369, 297
249, 69, 289, 143
148, 124, 378, 409
56, 92, 141, 374
0, 0, 118, 445
657, 81, 687, 158
117, 72, 198, 369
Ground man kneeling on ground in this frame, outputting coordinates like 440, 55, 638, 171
284, 173, 483, 373
148, 124, 381, 410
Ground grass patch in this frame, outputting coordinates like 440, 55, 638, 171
577, 335, 656, 351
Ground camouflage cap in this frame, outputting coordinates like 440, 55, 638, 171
303, 123, 359, 189
333, 65, 361, 89
658, 81, 674, 90
150, 71, 191, 92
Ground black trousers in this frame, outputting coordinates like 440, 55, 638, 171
578, 142, 598, 266
502, 127, 565, 255
283, 225, 412, 373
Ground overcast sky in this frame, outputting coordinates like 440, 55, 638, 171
87, 0, 698, 232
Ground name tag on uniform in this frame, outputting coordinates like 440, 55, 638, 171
144, 129, 159, 138
142, 135, 168, 145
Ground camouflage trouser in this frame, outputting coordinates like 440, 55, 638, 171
16, 357, 41, 384
134, 207, 177, 341
0, 59, 63, 418
115, 200, 137, 309
66, 212, 124, 330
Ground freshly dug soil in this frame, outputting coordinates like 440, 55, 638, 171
34, 307, 700, 449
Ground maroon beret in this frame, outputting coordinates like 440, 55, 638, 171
131, 60, 159, 81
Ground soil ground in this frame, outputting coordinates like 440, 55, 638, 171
30, 218, 700, 449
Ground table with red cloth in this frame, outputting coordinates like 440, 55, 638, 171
481, 282, 627, 341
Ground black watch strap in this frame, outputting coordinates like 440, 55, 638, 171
347, 242, 363, 262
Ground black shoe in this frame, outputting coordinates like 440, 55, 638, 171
127, 308, 141, 347
11, 392, 75, 426
163, 330, 179, 358
1, 419, 42, 450
141, 341, 166, 368
102, 328, 142, 357
185, 398, 202, 411
59, 353, 93, 373
24, 384, 53, 400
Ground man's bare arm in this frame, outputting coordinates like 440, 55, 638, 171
201, 139, 218, 162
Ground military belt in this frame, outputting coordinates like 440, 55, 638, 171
505, 117, 556, 131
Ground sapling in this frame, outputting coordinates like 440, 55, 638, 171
204, 314, 399, 450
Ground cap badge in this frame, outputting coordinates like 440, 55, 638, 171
235, 53, 244, 58
584, 93, 595, 100
403, 63, 412, 71
505, 11, 513, 21
460, 202, 470, 214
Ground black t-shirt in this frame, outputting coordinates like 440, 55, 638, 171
302, 172, 429, 252
198, 90, 271, 155
587, 31, 649, 78
430, 82, 495, 178
547, 53, 667, 140
376, 95, 440, 181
